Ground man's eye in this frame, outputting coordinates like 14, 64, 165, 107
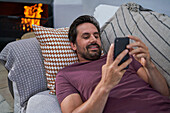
83, 36, 89, 39
94, 35, 99, 39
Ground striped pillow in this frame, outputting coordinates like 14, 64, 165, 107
100, 3, 170, 87
33, 25, 78, 94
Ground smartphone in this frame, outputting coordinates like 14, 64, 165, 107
114, 37, 129, 69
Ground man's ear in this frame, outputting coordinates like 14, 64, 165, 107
70, 42, 77, 51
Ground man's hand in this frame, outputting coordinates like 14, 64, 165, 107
127, 35, 151, 68
126, 35, 169, 96
101, 44, 132, 91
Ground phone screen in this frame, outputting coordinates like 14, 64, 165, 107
114, 37, 129, 69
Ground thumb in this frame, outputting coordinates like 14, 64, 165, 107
141, 57, 146, 67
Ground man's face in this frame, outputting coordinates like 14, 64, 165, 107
71, 23, 102, 62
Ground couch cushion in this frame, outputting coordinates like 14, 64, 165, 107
26, 90, 61, 113
93, 4, 119, 27
0, 38, 47, 107
100, 3, 170, 87
32, 25, 78, 94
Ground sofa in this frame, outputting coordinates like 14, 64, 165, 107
0, 3, 170, 113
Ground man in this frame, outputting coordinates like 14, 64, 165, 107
55, 15, 170, 113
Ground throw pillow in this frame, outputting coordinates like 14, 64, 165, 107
32, 25, 78, 94
100, 3, 170, 87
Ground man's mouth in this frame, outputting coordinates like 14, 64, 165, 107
87, 44, 100, 51
89, 45, 98, 50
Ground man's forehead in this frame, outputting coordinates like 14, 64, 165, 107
77, 23, 98, 34
82, 32, 99, 36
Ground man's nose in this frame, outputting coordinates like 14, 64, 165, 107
90, 35, 97, 43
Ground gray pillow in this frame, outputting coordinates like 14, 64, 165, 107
0, 38, 47, 107
100, 3, 170, 87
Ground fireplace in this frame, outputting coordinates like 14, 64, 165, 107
0, 0, 54, 51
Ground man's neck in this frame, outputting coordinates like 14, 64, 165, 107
78, 56, 102, 63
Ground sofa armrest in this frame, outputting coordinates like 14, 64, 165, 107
21, 32, 35, 40
0, 61, 14, 98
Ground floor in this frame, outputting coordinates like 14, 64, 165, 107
0, 62, 14, 113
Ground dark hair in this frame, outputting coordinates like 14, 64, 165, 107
68, 15, 100, 44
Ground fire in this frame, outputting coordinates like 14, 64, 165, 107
21, 3, 43, 31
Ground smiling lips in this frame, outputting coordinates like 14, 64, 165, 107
88, 45, 99, 51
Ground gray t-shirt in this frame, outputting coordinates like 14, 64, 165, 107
56, 55, 170, 113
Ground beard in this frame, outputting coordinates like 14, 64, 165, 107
76, 43, 102, 61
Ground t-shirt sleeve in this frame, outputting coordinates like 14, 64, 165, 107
130, 55, 143, 72
55, 71, 79, 104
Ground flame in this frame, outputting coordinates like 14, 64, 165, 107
21, 3, 43, 31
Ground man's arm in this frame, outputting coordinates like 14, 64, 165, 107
61, 44, 132, 113
61, 83, 110, 113
138, 62, 169, 96
127, 35, 169, 96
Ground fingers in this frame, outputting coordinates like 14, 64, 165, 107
140, 57, 146, 66
106, 43, 114, 65
127, 41, 145, 49
114, 49, 129, 66
127, 35, 149, 58
107, 44, 131, 71
113, 49, 132, 74
118, 58, 132, 71
129, 47, 146, 56
127, 35, 151, 68
127, 35, 140, 42
127, 40, 146, 50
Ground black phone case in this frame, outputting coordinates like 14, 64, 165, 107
114, 37, 129, 69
